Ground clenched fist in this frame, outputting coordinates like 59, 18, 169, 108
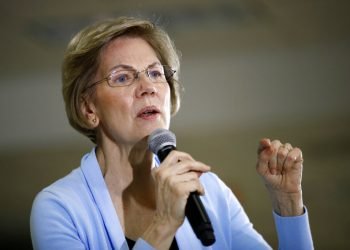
256, 138, 304, 216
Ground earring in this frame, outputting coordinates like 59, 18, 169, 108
92, 118, 97, 124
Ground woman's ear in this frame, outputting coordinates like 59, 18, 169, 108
80, 96, 99, 128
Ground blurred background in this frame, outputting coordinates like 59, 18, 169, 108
1, 0, 349, 249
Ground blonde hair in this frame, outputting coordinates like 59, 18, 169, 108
62, 17, 181, 143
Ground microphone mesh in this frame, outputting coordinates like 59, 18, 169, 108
148, 128, 176, 154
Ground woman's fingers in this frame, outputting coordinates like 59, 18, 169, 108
162, 150, 194, 164
157, 151, 211, 178
257, 139, 280, 175
284, 147, 303, 170
257, 138, 271, 155
268, 140, 282, 174
170, 159, 211, 175
168, 173, 205, 196
277, 142, 293, 174
153, 150, 210, 195
257, 139, 300, 176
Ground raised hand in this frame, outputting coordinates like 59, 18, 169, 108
256, 138, 304, 216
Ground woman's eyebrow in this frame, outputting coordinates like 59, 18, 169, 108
108, 64, 134, 73
108, 62, 162, 73
147, 62, 162, 68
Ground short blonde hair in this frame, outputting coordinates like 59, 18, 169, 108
62, 17, 181, 143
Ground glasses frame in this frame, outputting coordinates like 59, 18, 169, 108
85, 64, 176, 91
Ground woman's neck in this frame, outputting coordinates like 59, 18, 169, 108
95, 137, 155, 199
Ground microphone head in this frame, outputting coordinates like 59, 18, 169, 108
148, 128, 176, 154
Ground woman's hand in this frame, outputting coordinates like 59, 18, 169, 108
142, 150, 210, 249
256, 138, 304, 216
152, 150, 210, 227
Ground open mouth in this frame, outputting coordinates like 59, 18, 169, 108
137, 106, 160, 118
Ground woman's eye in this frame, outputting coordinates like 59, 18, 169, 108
117, 75, 127, 82
149, 70, 162, 78
110, 72, 132, 85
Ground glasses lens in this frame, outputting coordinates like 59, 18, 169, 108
147, 65, 167, 83
148, 65, 176, 83
108, 70, 135, 87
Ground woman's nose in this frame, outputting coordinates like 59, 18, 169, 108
135, 72, 157, 97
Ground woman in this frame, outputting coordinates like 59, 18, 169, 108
30, 17, 313, 249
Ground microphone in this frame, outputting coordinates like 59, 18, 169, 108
148, 128, 216, 246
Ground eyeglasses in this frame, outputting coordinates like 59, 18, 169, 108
87, 63, 176, 89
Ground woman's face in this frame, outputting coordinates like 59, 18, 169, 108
89, 36, 171, 146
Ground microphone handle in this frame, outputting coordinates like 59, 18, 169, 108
186, 192, 215, 246
156, 146, 216, 246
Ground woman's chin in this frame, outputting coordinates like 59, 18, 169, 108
140, 121, 169, 135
